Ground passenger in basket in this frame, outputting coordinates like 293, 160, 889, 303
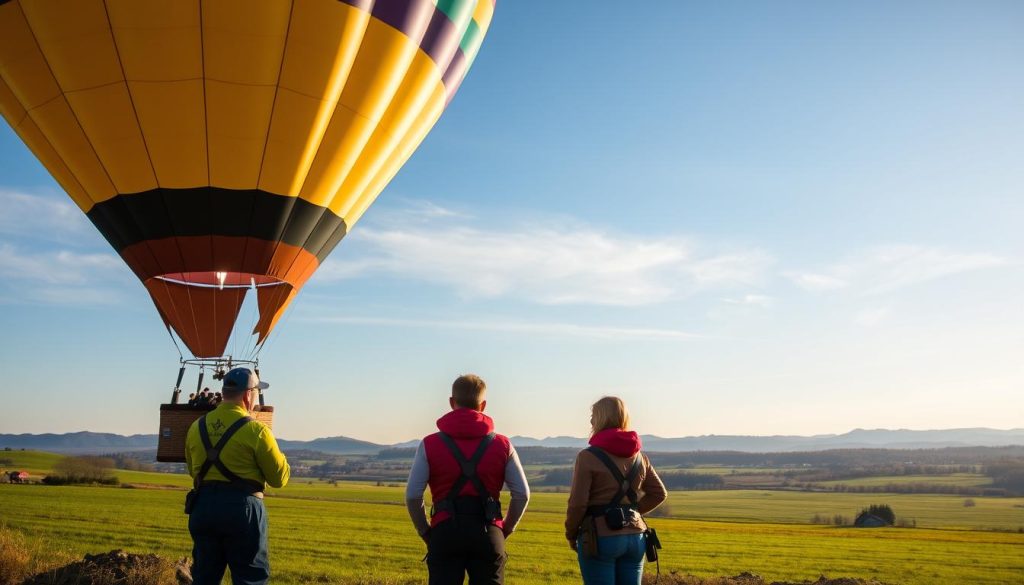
406, 374, 530, 585
565, 396, 667, 585
185, 368, 289, 585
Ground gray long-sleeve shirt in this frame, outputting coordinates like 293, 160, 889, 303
405, 440, 530, 537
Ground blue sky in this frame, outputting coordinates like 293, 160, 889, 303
1, 1, 1022, 443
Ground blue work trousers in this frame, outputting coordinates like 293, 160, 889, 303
188, 484, 269, 585
577, 532, 646, 585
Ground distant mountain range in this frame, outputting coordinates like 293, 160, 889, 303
0, 431, 156, 453
2, 427, 1022, 456
512, 428, 1024, 452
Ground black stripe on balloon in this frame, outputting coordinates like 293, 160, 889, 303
86, 188, 347, 262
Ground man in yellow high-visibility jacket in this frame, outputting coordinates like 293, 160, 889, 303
185, 368, 290, 585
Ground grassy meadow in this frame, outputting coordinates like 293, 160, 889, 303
815, 473, 993, 488
1, 451, 1023, 584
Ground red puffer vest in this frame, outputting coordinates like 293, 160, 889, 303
424, 408, 511, 527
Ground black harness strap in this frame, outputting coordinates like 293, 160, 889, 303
437, 432, 496, 512
586, 446, 641, 510
195, 415, 261, 493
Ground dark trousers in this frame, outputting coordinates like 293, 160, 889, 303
427, 517, 506, 585
188, 484, 269, 585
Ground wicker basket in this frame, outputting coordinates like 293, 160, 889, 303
157, 404, 275, 463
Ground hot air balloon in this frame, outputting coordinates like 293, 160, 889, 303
0, 0, 496, 459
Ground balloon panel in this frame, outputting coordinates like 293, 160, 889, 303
0, 0, 495, 357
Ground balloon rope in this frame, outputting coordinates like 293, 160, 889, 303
165, 323, 184, 362
156, 278, 189, 361
239, 280, 263, 361
227, 283, 241, 360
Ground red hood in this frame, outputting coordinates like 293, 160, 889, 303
436, 408, 495, 439
589, 428, 641, 457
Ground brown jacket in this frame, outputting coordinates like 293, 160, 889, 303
564, 448, 667, 541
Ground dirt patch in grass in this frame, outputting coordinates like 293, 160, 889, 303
20, 550, 187, 585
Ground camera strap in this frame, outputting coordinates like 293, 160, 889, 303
586, 446, 641, 510
196, 415, 260, 493
437, 432, 497, 516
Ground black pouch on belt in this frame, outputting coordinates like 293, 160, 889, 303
604, 506, 630, 530
184, 489, 197, 515
644, 527, 662, 561
484, 497, 503, 523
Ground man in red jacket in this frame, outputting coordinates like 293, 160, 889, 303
406, 374, 530, 585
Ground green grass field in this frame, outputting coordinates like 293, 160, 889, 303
0, 450, 63, 477
815, 473, 993, 488
661, 490, 1024, 531
1, 452, 1023, 584
2, 484, 1023, 585
678, 467, 790, 475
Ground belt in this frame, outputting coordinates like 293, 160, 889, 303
199, 480, 265, 499
433, 495, 500, 516
587, 504, 637, 517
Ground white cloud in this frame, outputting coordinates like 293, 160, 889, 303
0, 190, 129, 305
302, 315, 698, 341
0, 243, 130, 305
0, 190, 93, 242
30, 286, 127, 306
723, 294, 774, 308
785, 245, 1006, 296
786, 272, 848, 292
855, 305, 891, 327
320, 206, 774, 306
0, 243, 123, 285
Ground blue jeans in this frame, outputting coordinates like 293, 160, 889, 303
188, 484, 269, 585
577, 532, 646, 585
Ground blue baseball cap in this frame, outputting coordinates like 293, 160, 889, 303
222, 367, 269, 392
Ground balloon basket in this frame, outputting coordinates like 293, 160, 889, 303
157, 404, 274, 463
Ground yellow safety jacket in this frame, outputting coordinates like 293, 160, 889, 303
185, 403, 290, 489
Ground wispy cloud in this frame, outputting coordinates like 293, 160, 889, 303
0, 190, 132, 305
0, 190, 93, 242
28, 286, 128, 306
786, 272, 848, 292
785, 245, 1007, 295
854, 305, 891, 327
301, 315, 698, 341
0, 244, 123, 285
0, 243, 129, 305
320, 203, 774, 306
723, 294, 774, 308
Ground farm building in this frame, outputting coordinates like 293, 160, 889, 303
854, 512, 890, 527
6, 471, 29, 483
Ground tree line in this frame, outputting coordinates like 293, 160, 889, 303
985, 460, 1024, 494
42, 456, 118, 485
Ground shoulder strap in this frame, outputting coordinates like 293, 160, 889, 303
438, 432, 496, 506
586, 446, 641, 508
195, 415, 255, 490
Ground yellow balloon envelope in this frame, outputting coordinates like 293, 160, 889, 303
0, 0, 495, 357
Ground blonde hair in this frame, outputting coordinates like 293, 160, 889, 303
590, 396, 630, 435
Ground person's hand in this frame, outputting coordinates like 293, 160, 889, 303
568, 539, 577, 551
